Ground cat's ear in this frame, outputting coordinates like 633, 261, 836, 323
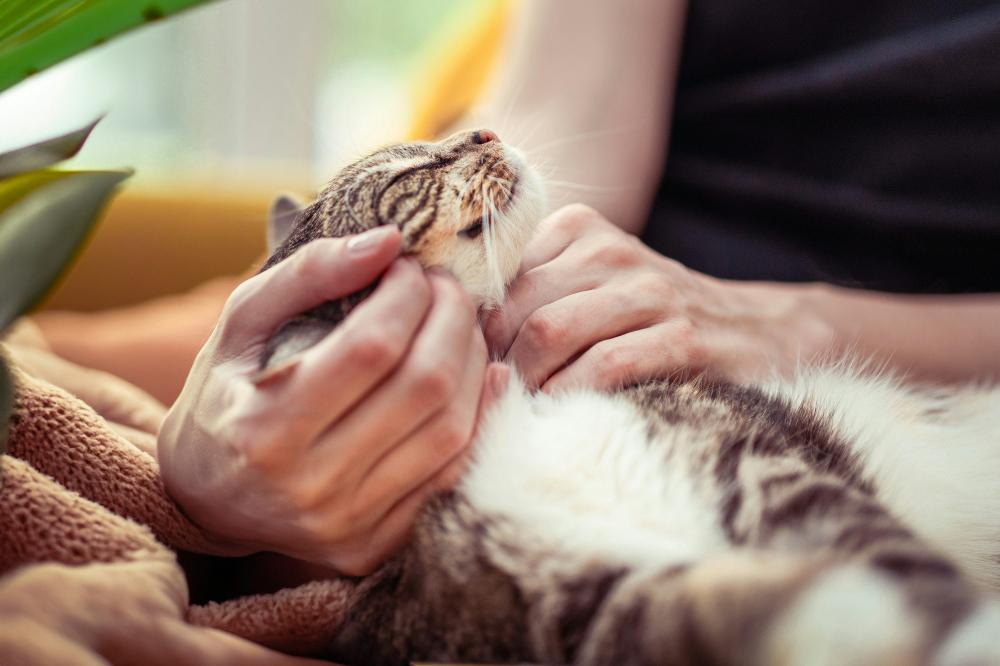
267, 193, 306, 252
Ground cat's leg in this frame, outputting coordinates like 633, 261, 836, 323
573, 551, 925, 665
574, 550, 1000, 665
260, 290, 370, 369
721, 454, 998, 665
569, 453, 1000, 665
261, 314, 336, 368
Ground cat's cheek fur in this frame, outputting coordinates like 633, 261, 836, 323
432, 146, 547, 308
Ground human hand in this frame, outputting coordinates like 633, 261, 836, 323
483, 204, 835, 390
158, 226, 505, 575
0, 560, 330, 666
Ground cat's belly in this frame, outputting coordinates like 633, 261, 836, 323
764, 365, 1000, 590
459, 377, 730, 571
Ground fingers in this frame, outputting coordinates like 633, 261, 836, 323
324, 357, 498, 575
542, 319, 706, 393
219, 226, 401, 346
506, 287, 662, 388
483, 205, 607, 354
518, 203, 603, 274
236, 257, 432, 461
298, 271, 481, 495
484, 227, 644, 357
483, 253, 597, 357
349, 328, 487, 523
430, 361, 512, 490
324, 470, 440, 575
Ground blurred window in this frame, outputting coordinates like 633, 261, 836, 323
0, 0, 463, 190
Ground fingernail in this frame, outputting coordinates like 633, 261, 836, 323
347, 225, 395, 255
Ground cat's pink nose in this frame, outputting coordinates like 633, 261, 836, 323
473, 129, 499, 145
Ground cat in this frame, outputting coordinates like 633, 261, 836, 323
260, 129, 1000, 665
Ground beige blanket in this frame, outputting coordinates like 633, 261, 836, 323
0, 324, 356, 664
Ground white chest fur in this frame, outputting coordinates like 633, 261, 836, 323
461, 379, 730, 572
461, 367, 1000, 590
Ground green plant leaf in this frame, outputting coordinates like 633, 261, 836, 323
0, 0, 220, 93
0, 169, 73, 213
0, 169, 131, 329
0, 117, 100, 179
0, 359, 10, 456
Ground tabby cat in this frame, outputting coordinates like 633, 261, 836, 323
261, 129, 1000, 665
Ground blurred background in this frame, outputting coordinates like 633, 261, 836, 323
0, 0, 508, 311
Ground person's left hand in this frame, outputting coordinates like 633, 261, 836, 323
483, 204, 835, 391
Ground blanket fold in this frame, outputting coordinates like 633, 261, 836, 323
0, 334, 356, 663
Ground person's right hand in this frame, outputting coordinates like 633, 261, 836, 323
158, 226, 504, 575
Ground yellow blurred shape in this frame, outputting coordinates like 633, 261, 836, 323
408, 0, 512, 140
46, 1, 513, 311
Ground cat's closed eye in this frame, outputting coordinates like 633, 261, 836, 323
458, 220, 484, 239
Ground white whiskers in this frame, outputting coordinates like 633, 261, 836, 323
480, 184, 507, 307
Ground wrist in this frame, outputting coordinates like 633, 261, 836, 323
724, 278, 843, 364
158, 425, 258, 558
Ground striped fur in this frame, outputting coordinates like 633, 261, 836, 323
260, 129, 544, 368
259, 134, 1000, 665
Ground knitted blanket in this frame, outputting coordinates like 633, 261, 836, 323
0, 326, 357, 664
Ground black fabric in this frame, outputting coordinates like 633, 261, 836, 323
643, 1, 1000, 293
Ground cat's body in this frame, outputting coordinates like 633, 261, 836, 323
261, 131, 1000, 665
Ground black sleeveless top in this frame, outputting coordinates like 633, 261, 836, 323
642, 1, 1000, 293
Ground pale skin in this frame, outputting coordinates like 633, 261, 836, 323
43, 0, 1000, 577
158, 226, 507, 574
472, 0, 1000, 388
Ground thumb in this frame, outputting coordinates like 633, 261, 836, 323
220, 226, 401, 346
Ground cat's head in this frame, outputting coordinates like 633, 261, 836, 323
268, 129, 546, 307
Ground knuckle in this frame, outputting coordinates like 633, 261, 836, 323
434, 459, 467, 491
295, 512, 331, 540
289, 480, 327, 511
228, 425, 280, 468
672, 319, 708, 365
346, 331, 404, 367
289, 240, 331, 283
431, 414, 470, 460
433, 274, 474, 312
411, 364, 459, 404
560, 202, 599, 225
396, 262, 433, 300
522, 311, 564, 348
587, 235, 640, 268
547, 203, 598, 235
216, 281, 256, 339
633, 271, 675, 299
595, 343, 636, 384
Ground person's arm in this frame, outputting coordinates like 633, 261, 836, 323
33, 276, 238, 405
466, 0, 687, 233
484, 205, 1000, 389
794, 284, 1000, 384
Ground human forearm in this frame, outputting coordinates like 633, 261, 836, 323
467, 0, 687, 232
33, 277, 235, 405
793, 283, 1000, 384
486, 205, 1000, 390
